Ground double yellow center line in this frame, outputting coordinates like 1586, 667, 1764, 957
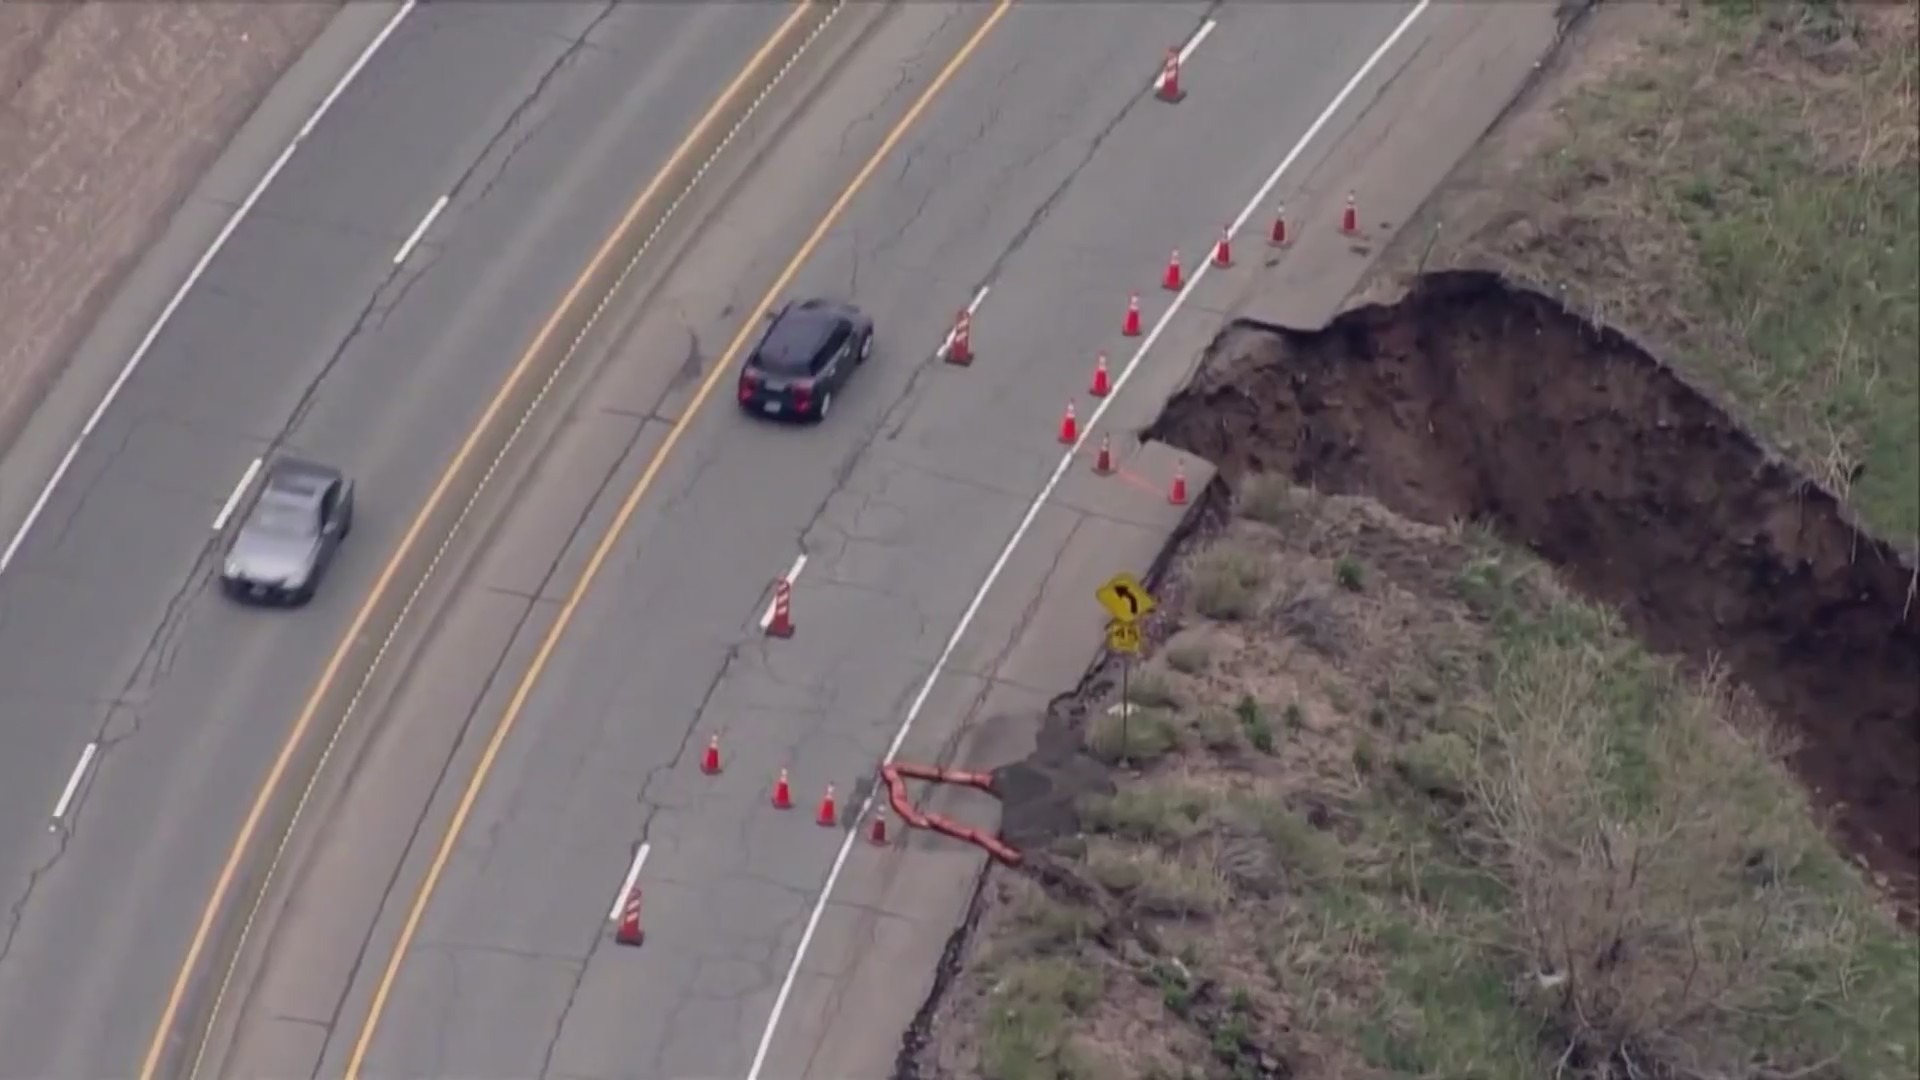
345, 3, 1011, 1071
141, 2, 1012, 1077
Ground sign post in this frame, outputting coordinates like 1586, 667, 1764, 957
1096, 574, 1153, 766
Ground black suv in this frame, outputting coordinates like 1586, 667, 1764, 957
220, 456, 354, 605
737, 298, 874, 423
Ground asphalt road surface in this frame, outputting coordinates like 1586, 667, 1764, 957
217, 3, 1438, 1078
0, 3, 791, 1076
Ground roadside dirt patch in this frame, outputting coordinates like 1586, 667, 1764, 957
900, 476, 1917, 1079
993, 708, 1116, 853
0, 0, 337, 457
1146, 271, 1920, 907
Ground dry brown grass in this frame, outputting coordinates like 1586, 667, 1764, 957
914, 484, 1917, 1080
1465, 624, 1909, 1076
914, 7, 1919, 1075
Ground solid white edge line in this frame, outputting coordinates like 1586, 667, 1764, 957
744, 4, 1433, 1075
211, 457, 264, 533
0, 0, 419, 577
608, 841, 652, 921
932, 285, 993, 360
392, 194, 450, 266
1177, 18, 1218, 66
758, 553, 810, 630
50, 741, 99, 829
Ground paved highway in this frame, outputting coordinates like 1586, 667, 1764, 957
214, 2, 1444, 1078
0, 3, 794, 1076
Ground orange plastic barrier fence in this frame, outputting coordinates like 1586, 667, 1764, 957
880, 762, 1022, 866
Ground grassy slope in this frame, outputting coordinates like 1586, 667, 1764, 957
1417, 0, 1918, 543
915, 3, 1919, 1078
932, 487, 1917, 1080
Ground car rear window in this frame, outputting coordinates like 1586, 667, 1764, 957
755, 313, 845, 375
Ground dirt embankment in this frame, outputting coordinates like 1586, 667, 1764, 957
0, 1, 337, 458
1148, 270, 1920, 899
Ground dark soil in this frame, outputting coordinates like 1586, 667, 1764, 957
992, 705, 1115, 852
1147, 270, 1920, 909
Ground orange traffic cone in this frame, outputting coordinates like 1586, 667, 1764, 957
700, 734, 722, 775
1122, 292, 1142, 337
772, 768, 793, 810
1162, 249, 1183, 291
614, 887, 644, 946
1058, 402, 1078, 445
1092, 433, 1115, 475
1340, 190, 1358, 235
1268, 202, 1290, 247
816, 783, 839, 827
1212, 225, 1232, 268
766, 578, 794, 638
1169, 463, 1188, 505
1089, 353, 1110, 397
868, 808, 889, 846
946, 309, 973, 366
1154, 48, 1185, 103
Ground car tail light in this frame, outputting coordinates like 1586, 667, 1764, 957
739, 368, 760, 402
791, 380, 812, 412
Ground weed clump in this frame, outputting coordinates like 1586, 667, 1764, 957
980, 956, 1105, 1080
1080, 783, 1216, 844
1238, 472, 1296, 525
1085, 707, 1177, 765
1190, 545, 1268, 621
1163, 634, 1211, 674
1124, 668, 1183, 711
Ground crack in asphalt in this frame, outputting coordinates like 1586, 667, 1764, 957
0, 838, 65, 972
640, 438, 721, 515
410, 14, 1206, 1066
5, 0, 695, 1060
663, 304, 707, 396
426, 939, 580, 965
954, 514, 1082, 729
368, 246, 445, 333
39, 409, 144, 554
667, 643, 745, 771
298, 583, 562, 1080
650, 986, 699, 1078
969, 49, 1162, 299
807, 574, 937, 650
533, 927, 598, 1080
0, 467, 214, 970
836, 10, 958, 168
462, 2, 617, 213
38, 0, 626, 765
739, 870, 824, 906
795, 897, 941, 1078
797, 470, 954, 658
104, 4, 1220, 1067
233, 302, 672, 1051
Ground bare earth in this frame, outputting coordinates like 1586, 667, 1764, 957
0, 0, 337, 459
902, 4, 1918, 1078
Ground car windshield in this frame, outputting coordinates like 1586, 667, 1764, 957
251, 494, 315, 538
